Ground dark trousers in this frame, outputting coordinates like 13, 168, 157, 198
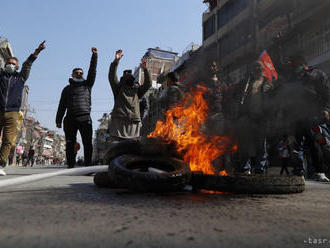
64, 117, 93, 167
280, 158, 290, 175
24, 156, 35, 167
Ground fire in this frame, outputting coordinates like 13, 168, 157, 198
148, 85, 236, 175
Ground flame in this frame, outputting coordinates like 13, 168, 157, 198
148, 85, 236, 175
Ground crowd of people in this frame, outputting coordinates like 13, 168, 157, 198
0, 40, 329, 183
143, 54, 330, 182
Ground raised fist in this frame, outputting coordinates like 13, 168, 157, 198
92, 47, 98, 54
115, 50, 123, 60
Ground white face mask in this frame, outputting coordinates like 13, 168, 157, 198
5, 64, 17, 74
72, 77, 84, 82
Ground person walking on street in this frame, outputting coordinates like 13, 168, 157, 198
0, 41, 46, 176
108, 50, 151, 142
24, 146, 35, 167
56, 47, 98, 168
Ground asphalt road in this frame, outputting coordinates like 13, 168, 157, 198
0, 165, 329, 248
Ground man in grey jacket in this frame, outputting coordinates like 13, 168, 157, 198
108, 50, 151, 141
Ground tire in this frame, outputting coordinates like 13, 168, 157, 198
103, 138, 180, 164
93, 171, 123, 189
109, 154, 191, 192
190, 173, 305, 194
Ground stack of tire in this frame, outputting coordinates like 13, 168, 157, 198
94, 138, 191, 192
94, 138, 305, 194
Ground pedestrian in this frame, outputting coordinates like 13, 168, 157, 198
56, 47, 98, 168
74, 142, 80, 165
16, 145, 23, 166
24, 146, 35, 167
0, 41, 46, 176
22, 151, 28, 167
108, 50, 151, 142
310, 110, 330, 182
278, 134, 291, 176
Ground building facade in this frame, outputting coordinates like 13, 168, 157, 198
134, 47, 179, 89
202, 0, 330, 83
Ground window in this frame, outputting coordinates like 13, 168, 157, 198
219, 20, 252, 57
217, 0, 249, 30
203, 15, 216, 40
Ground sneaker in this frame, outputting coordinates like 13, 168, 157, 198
0, 166, 6, 176
314, 173, 330, 182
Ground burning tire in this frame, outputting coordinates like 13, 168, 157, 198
109, 154, 191, 192
191, 174, 305, 194
93, 172, 123, 188
103, 138, 179, 164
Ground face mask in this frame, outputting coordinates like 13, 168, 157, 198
5, 64, 17, 74
72, 77, 84, 82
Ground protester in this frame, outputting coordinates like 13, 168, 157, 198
235, 61, 273, 174
274, 55, 330, 176
310, 110, 330, 182
108, 50, 151, 141
24, 147, 35, 167
203, 60, 228, 136
163, 72, 185, 110
0, 41, 46, 176
56, 47, 98, 168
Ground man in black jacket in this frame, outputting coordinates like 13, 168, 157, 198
0, 41, 45, 176
56, 47, 98, 168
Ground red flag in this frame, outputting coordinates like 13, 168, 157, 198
258, 50, 278, 82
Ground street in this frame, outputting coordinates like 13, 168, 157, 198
0, 166, 329, 248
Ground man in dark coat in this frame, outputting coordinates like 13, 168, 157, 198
56, 47, 98, 168
0, 41, 45, 176
108, 50, 151, 141
203, 60, 228, 136
236, 61, 273, 174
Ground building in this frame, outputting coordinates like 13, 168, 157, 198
0, 38, 13, 69
93, 113, 111, 163
202, 0, 330, 83
134, 47, 179, 89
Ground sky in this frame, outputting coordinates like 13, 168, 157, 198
0, 0, 206, 142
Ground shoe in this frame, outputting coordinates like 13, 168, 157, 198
0, 166, 6, 176
67, 165, 74, 169
314, 173, 330, 182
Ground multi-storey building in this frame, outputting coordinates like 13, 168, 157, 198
92, 113, 111, 163
134, 47, 179, 89
202, 0, 330, 83
0, 38, 13, 69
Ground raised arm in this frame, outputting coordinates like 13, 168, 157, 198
56, 87, 68, 128
108, 50, 123, 96
20, 41, 46, 82
86, 47, 98, 87
138, 58, 152, 98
